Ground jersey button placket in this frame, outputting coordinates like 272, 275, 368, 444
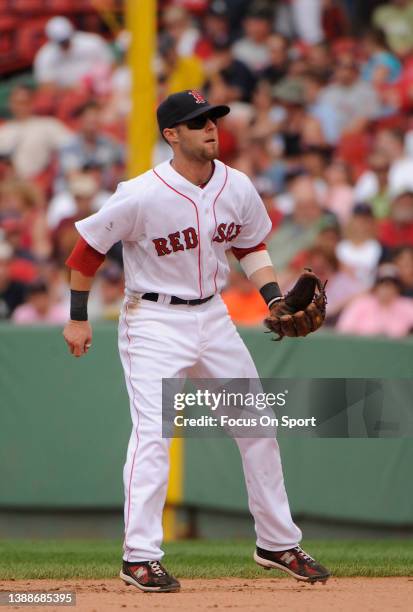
200, 193, 216, 298
196, 193, 210, 299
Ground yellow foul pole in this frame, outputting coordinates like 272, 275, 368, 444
126, 0, 157, 177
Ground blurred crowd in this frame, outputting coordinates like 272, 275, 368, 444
1, 0, 413, 339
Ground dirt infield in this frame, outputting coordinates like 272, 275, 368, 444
1, 577, 411, 611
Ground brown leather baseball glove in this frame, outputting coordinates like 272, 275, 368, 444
264, 269, 327, 341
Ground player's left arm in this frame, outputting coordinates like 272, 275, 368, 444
232, 244, 327, 340
231, 176, 327, 339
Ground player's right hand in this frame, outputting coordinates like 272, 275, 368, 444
63, 320, 93, 358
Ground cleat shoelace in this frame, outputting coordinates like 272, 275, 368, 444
149, 561, 167, 576
293, 547, 315, 563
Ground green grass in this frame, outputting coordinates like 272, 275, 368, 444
0, 540, 412, 580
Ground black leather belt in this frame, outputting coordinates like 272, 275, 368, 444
142, 293, 214, 306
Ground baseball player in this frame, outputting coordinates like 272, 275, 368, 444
63, 90, 330, 592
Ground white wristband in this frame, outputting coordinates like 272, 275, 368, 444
267, 296, 284, 309
239, 250, 273, 278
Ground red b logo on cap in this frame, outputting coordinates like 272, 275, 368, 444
189, 90, 206, 104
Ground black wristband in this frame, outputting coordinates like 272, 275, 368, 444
260, 282, 283, 306
70, 290, 89, 321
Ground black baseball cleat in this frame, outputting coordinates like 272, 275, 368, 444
254, 545, 331, 583
120, 560, 181, 592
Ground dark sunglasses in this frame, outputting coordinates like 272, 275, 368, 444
181, 114, 218, 130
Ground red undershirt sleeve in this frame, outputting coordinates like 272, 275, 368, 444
231, 242, 267, 261
66, 236, 106, 277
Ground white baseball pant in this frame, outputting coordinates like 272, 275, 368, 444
118, 294, 302, 561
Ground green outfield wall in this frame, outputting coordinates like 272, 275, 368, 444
1, 324, 412, 525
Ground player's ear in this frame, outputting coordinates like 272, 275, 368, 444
163, 127, 179, 146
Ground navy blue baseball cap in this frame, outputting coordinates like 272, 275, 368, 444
157, 90, 230, 134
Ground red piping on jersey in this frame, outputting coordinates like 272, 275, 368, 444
153, 168, 203, 298
211, 165, 228, 293
123, 303, 140, 561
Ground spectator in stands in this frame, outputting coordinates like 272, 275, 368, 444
103, 30, 132, 124
301, 145, 331, 191
373, 0, 413, 58
354, 151, 391, 219
80, 29, 127, 101
374, 128, 413, 196
376, 127, 405, 166
321, 56, 380, 138
272, 78, 326, 158
280, 217, 340, 279
267, 175, 335, 270
204, 40, 256, 103
195, 0, 233, 58
307, 42, 333, 81
288, 56, 311, 81
393, 246, 413, 297
315, 219, 342, 251
378, 190, 413, 251
304, 72, 341, 145
0, 218, 35, 265
259, 33, 289, 85
272, 168, 306, 215
47, 171, 107, 230
303, 245, 365, 325
290, 0, 324, 44
52, 174, 99, 266
274, 0, 323, 43
284, 217, 341, 281
0, 154, 15, 183
156, 33, 205, 97
58, 101, 124, 192
248, 80, 282, 139
337, 264, 413, 337
336, 203, 382, 287
0, 241, 26, 319
232, 2, 274, 72
162, 5, 201, 57
322, 160, 354, 223
0, 218, 38, 285
34, 16, 113, 89
12, 278, 67, 325
0, 179, 51, 261
322, 0, 349, 42
35, 258, 70, 311
361, 27, 402, 86
234, 136, 285, 195
0, 86, 71, 180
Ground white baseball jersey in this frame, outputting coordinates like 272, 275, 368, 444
75, 159, 271, 299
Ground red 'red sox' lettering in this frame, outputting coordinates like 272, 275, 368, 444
152, 227, 199, 256
153, 223, 241, 255
213, 222, 242, 243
